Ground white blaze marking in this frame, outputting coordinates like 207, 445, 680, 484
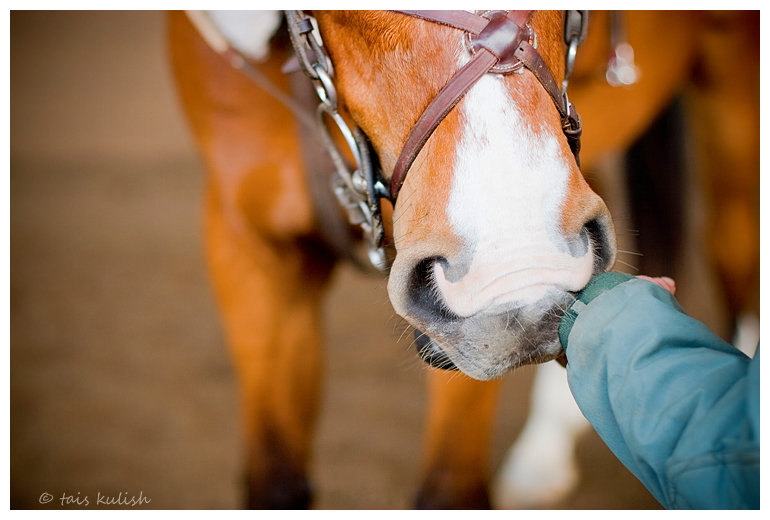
435, 74, 593, 317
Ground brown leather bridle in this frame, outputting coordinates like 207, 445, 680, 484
285, 10, 588, 271
389, 10, 584, 201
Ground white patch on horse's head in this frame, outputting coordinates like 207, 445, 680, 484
382, 16, 616, 380
434, 73, 593, 319
206, 10, 282, 62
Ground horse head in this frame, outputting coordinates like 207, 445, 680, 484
313, 10, 616, 380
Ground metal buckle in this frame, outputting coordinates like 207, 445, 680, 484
464, 10, 536, 74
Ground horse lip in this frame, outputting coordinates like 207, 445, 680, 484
413, 329, 459, 371
411, 296, 570, 378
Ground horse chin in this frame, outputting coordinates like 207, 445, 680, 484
416, 294, 570, 381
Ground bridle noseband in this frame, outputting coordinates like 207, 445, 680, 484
286, 10, 588, 271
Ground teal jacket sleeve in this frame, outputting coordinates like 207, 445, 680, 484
559, 273, 759, 509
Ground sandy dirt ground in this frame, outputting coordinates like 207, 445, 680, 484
11, 11, 741, 510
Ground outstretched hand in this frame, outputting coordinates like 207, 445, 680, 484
556, 274, 677, 367
636, 275, 676, 295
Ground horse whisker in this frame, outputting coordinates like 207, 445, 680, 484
613, 258, 640, 272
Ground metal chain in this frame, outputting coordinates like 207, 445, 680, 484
285, 10, 389, 271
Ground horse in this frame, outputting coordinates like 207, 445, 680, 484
167, 10, 759, 509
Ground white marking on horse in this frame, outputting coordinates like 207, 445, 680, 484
435, 74, 593, 317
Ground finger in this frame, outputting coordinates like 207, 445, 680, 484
636, 275, 676, 295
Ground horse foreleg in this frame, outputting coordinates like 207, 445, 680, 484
415, 371, 501, 509
168, 11, 335, 506
205, 185, 334, 508
492, 361, 588, 508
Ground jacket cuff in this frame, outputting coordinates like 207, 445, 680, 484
558, 272, 635, 349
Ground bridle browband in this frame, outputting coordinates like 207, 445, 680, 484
286, 10, 588, 271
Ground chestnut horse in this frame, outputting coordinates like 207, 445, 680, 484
168, 10, 758, 508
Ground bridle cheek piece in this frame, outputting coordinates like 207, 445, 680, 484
286, 10, 588, 271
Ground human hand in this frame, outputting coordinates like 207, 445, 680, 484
556, 274, 677, 368
636, 275, 676, 295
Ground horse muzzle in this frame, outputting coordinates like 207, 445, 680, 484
413, 330, 459, 371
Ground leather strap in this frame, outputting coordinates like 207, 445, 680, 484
397, 10, 488, 33
389, 10, 581, 200
390, 48, 498, 199
516, 42, 566, 116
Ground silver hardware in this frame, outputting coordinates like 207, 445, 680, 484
312, 63, 338, 110
562, 29, 580, 110
351, 169, 369, 194
562, 10, 587, 95
561, 11, 586, 165
563, 38, 578, 90
561, 11, 585, 95
285, 10, 388, 271
317, 103, 363, 179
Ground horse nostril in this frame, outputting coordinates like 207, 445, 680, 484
406, 260, 460, 371
408, 258, 460, 323
583, 217, 615, 273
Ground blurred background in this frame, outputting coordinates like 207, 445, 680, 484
10, 11, 756, 510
